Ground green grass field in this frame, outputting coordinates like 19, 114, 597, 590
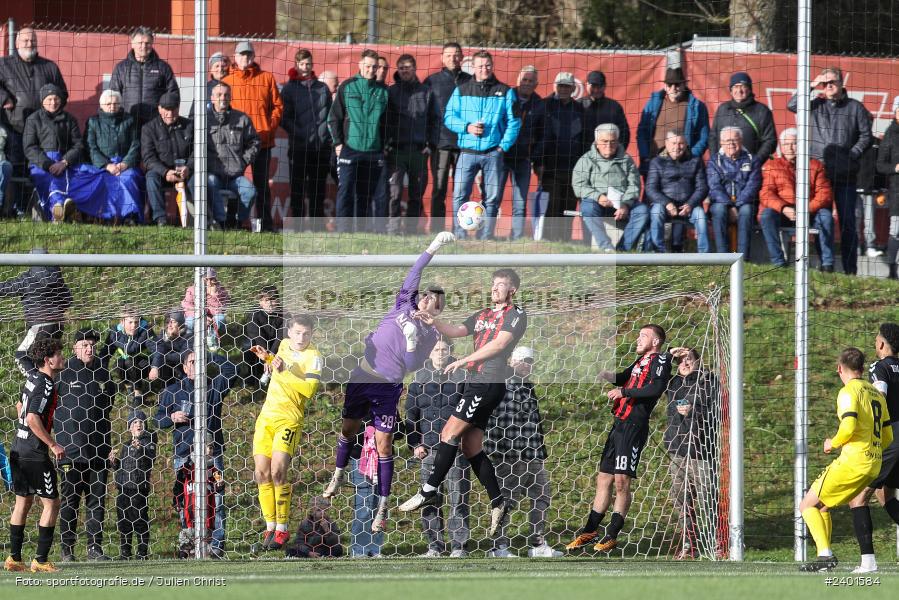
2, 558, 897, 600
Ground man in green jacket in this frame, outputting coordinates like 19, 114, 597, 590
327, 49, 389, 233
572, 123, 644, 251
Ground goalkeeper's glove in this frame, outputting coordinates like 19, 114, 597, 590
427, 231, 456, 254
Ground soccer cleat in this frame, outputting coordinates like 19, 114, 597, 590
529, 543, 564, 558
31, 559, 60, 573
267, 530, 290, 551
799, 555, 838, 572
322, 468, 346, 499
87, 545, 111, 561
260, 529, 275, 550
852, 564, 877, 574
593, 535, 618, 552
565, 532, 599, 551
4, 556, 26, 572
487, 546, 518, 558
371, 497, 389, 533
674, 548, 698, 560
419, 549, 441, 558
398, 490, 438, 512
488, 498, 511, 537
449, 549, 469, 558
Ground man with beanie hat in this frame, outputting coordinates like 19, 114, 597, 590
141, 93, 194, 226
637, 67, 709, 177
56, 327, 115, 562
149, 309, 193, 385
710, 71, 777, 163
113, 409, 156, 560
580, 70, 630, 151
0, 27, 68, 217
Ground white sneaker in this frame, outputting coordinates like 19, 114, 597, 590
866, 248, 884, 258
371, 497, 389, 533
419, 549, 441, 558
398, 491, 438, 512
852, 564, 878, 574
487, 545, 518, 558
322, 468, 346, 498
449, 549, 468, 558
528, 543, 564, 558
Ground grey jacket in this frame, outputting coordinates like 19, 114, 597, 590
207, 108, 260, 178
787, 91, 872, 182
571, 144, 641, 208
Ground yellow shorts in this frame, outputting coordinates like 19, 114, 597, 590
252, 413, 303, 458
811, 459, 878, 508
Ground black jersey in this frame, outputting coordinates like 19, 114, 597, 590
12, 370, 58, 460
612, 351, 672, 427
462, 304, 527, 381
870, 356, 899, 427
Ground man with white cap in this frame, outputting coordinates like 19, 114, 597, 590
533, 72, 590, 241
483, 345, 562, 558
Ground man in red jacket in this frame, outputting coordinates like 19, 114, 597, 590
223, 41, 283, 232
759, 128, 835, 271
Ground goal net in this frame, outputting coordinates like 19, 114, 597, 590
0, 247, 741, 560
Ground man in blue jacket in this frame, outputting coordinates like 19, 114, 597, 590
155, 351, 234, 558
707, 127, 762, 256
445, 50, 521, 240
637, 68, 709, 178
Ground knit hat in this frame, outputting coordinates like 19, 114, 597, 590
586, 71, 607, 87
729, 71, 752, 88
166, 309, 185, 326
128, 409, 147, 427
209, 51, 227, 67
511, 346, 535, 362
40, 83, 63, 103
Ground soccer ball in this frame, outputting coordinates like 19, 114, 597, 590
457, 201, 486, 231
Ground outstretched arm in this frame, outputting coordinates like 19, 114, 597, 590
396, 233, 456, 310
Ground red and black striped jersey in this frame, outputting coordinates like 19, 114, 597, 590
611, 351, 672, 426
13, 370, 58, 460
462, 304, 527, 381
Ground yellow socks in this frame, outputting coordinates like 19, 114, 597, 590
801, 507, 831, 555
258, 482, 276, 526
275, 482, 293, 527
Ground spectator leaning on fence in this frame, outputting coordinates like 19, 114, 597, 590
328, 49, 389, 233
571, 123, 643, 252
445, 50, 521, 240
709, 72, 777, 164
759, 128, 835, 270
644, 130, 710, 253
23, 84, 84, 223
876, 97, 899, 279
207, 81, 260, 230
501, 66, 543, 241
423, 42, 472, 229
222, 41, 283, 232
637, 67, 709, 178
109, 27, 179, 131
707, 126, 762, 257
281, 48, 332, 231
0, 27, 68, 217
85, 89, 144, 224
141, 93, 193, 226
386, 54, 437, 235
580, 70, 630, 151
55, 328, 115, 562
533, 72, 589, 242
788, 67, 872, 275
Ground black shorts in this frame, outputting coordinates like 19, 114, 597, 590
10, 452, 58, 499
453, 381, 507, 430
871, 439, 899, 490
599, 420, 649, 479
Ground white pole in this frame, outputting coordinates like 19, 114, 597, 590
729, 258, 744, 561
192, 0, 210, 560
794, 0, 812, 564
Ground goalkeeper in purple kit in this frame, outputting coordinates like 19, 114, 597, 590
322, 232, 455, 532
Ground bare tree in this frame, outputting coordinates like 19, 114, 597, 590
729, 0, 780, 50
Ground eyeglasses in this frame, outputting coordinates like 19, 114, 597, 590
521, 357, 535, 365
822, 80, 840, 87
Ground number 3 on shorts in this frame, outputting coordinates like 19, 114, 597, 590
281, 428, 296, 445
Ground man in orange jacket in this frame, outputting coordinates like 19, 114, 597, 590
759, 127, 835, 271
223, 41, 283, 232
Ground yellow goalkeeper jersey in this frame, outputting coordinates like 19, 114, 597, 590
259, 340, 323, 422
832, 378, 892, 469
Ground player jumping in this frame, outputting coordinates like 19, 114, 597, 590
399, 268, 527, 538
322, 232, 456, 532
799, 347, 892, 572
566, 325, 672, 553
250, 315, 323, 551
5, 337, 66, 573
